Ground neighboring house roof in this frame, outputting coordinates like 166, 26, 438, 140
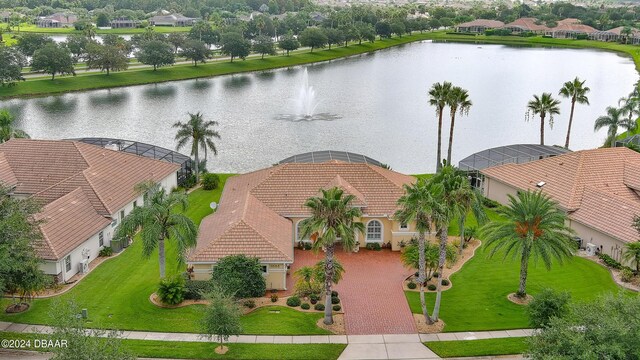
602, 26, 640, 36
150, 13, 195, 23
35, 188, 111, 260
548, 19, 597, 34
457, 19, 505, 28
190, 161, 415, 263
481, 147, 640, 243
41, 12, 77, 24
503, 18, 549, 32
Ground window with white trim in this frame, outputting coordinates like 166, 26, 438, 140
366, 220, 382, 242
99, 231, 104, 247
400, 223, 408, 230
64, 255, 71, 272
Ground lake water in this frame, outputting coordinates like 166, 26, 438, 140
1, 41, 637, 174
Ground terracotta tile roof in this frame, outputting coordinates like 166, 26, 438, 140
0, 152, 17, 187
457, 19, 505, 28
35, 188, 111, 260
549, 19, 597, 34
190, 162, 415, 263
503, 18, 549, 32
482, 147, 640, 243
323, 174, 367, 208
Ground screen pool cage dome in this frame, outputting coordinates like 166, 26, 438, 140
278, 150, 385, 167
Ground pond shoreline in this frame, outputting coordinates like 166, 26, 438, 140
2, 31, 639, 100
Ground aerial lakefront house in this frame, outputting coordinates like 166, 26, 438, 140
481, 147, 640, 263
0, 139, 179, 283
188, 155, 418, 290
149, 13, 197, 27
35, 12, 78, 28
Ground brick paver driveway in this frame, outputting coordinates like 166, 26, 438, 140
287, 248, 417, 335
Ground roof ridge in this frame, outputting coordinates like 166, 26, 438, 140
583, 185, 640, 207
365, 164, 413, 190
240, 218, 292, 261
80, 169, 112, 215
566, 151, 586, 210
36, 186, 87, 260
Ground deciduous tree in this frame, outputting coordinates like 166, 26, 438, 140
31, 43, 75, 80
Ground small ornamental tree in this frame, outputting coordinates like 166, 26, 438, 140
527, 288, 571, 328
31, 43, 75, 80
200, 288, 243, 355
211, 255, 266, 298
136, 40, 175, 71
220, 32, 251, 62
324, 28, 344, 49
299, 27, 327, 52
181, 39, 211, 66
253, 35, 276, 59
278, 31, 300, 55
86, 43, 129, 75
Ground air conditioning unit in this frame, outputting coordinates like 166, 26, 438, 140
79, 259, 89, 274
586, 243, 597, 256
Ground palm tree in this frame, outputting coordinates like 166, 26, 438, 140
395, 178, 441, 325
594, 106, 637, 147
429, 165, 482, 320
526, 93, 561, 146
294, 266, 315, 294
0, 109, 29, 143
619, 95, 639, 126
115, 182, 198, 279
559, 77, 590, 149
622, 242, 640, 273
299, 187, 365, 325
456, 186, 487, 256
480, 190, 575, 297
446, 86, 472, 166
173, 112, 221, 180
428, 81, 453, 172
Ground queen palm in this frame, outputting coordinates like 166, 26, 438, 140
526, 93, 561, 146
299, 187, 365, 325
480, 190, 575, 298
115, 182, 198, 279
619, 95, 639, 126
594, 106, 637, 147
0, 109, 30, 143
395, 178, 442, 325
173, 112, 221, 180
446, 86, 472, 166
559, 77, 590, 149
622, 242, 640, 273
428, 81, 453, 172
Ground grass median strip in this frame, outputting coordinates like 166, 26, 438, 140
0, 332, 346, 360
425, 337, 528, 358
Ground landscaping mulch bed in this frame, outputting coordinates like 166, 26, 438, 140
5, 303, 30, 313
316, 314, 346, 335
149, 293, 208, 308
507, 293, 533, 305
580, 253, 640, 292
413, 314, 445, 333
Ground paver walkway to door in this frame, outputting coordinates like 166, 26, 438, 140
288, 248, 417, 335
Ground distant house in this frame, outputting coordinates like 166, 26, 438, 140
149, 13, 197, 27
36, 12, 78, 28
545, 18, 597, 39
0, 139, 180, 283
502, 18, 549, 34
482, 147, 640, 265
1, 11, 10, 23
590, 26, 640, 44
455, 19, 504, 33
310, 12, 326, 23
110, 18, 140, 29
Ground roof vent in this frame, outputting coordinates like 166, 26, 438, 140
536, 181, 546, 188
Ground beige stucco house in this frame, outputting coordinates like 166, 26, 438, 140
481, 147, 640, 264
0, 139, 180, 283
188, 160, 418, 290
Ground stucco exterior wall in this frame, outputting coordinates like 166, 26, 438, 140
53, 231, 103, 282
568, 219, 627, 263
483, 177, 519, 205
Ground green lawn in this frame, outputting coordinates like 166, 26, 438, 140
406, 245, 629, 332
425, 338, 528, 358
0, 332, 346, 359
0, 175, 328, 335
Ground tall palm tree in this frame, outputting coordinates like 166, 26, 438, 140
115, 182, 198, 279
446, 86, 472, 166
173, 112, 221, 180
395, 178, 442, 325
429, 165, 482, 320
526, 93, 561, 146
594, 106, 637, 147
480, 190, 575, 298
0, 109, 29, 143
622, 242, 640, 273
456, 186, 487, 256
428, 81, 453, 172
619, 95, 639, 126
559, 77, 590, 149
299, 187, 365, 325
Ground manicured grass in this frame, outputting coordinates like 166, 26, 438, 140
9, 24, 193, 34
406, 245, 630, 332
0, 174, 328, 334
0, 332, 346, 359
425, 338, 528, 358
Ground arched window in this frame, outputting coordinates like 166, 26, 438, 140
366, 220, 382, 242
297, 220, 309, 242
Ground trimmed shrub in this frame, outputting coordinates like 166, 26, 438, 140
310, 298, 318, 304
243, 299, 256, 308
211, 255, 266, 299
301, 303, 310, 310
332, 305, 341, 311
427, 284, 437, 291
331, 291, 339, 297
441, 279, 450, 286
184, 279, 213, 300
482, 197, 501, 208
314, 303, 325, 311
99, 247, 113, 257
527, 288, 571, 328
331, 296, 340, 304
201, 173, 220, 190
157, 275, 186, 305
303, 242, 312, 250
286, 296, 301, 307
407, 281, 417, 289
183, 174, 197, 189
621, 268, 634, 283
432, 272, 439, 278
599, 254, 622, 269
310, 293, 320, 302
270, 294, 278, 302
366, 242, 381, 251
